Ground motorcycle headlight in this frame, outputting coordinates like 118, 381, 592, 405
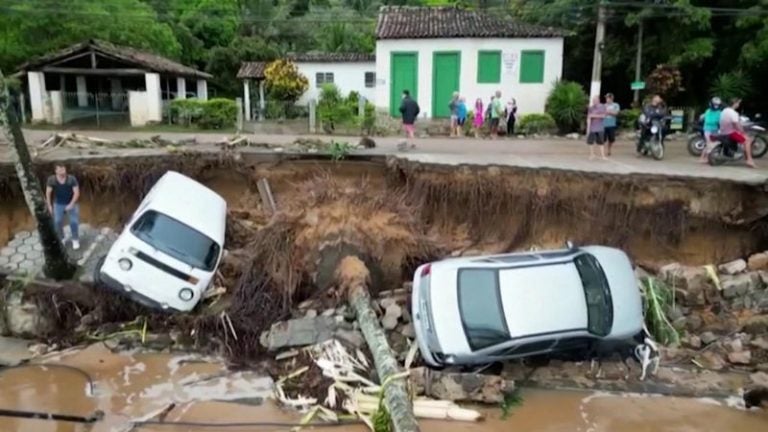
179, 288, 194, 302
651, 125, 659, 134
118, 258, 132, 271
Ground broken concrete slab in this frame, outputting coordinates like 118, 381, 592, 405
0, 336, 34, 366
260, 316, 338, 351
409, 367, 514, 404
719, 259, 747, 275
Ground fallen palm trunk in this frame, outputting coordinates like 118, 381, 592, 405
337, 256, 420, 432
352, 394, 482, 422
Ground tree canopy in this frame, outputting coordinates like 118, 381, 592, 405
2, 0, 768, 111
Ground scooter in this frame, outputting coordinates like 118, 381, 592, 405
689, 114, 767, 157
707, 131, 751, 166
637, 115, 668, 160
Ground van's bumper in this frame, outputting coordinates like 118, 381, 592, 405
98, 271, 180, 313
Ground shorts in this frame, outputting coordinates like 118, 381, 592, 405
490, 118, 500, 130
587, 131, 604, 145
403, 123, 415, 135
604, 126, 617, 143
457, 117, 466, 126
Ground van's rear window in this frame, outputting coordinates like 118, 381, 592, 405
131, 210, 219, 271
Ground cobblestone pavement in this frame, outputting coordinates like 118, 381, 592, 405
0, 224, 117, 280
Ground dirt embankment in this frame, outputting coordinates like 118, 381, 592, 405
2, 155, 768, 361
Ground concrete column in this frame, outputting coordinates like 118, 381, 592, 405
110, 78, 123, 110
27, 71, 47, 122
128, 91, 149, 126
144, 72, 162, 122
259, 80, 266, 121
309, 98, 317, 133
243, 80, 251, 121
76, 75, 88, 107
176, 77, 187, 99
196, 79, 208, 101
59, 75, 66, 93
49, 91, 63, 125
236, 97, 243, 132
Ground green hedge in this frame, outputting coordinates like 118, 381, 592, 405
318, 85, 375, 135
618, 108, 642, 129
517, 113, 557, 135
169, 98, 237, 129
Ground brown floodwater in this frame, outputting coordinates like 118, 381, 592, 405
0, 345, 766, 432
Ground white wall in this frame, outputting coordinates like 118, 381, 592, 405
295, 62, 376, 105
48, 91, 63, 125
144, 73, 162, 122
375, 37, 564, 117
27, 71, 47, 122
129, 91, 149, 126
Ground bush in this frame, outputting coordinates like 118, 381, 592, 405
317, 84, 375, 134
618, 108, 642, 129
169, 98, 236, 129
517, 113, 557, 135
545, 81, 588, 133
646, 64, 683, 98
710, 71, 751, 102
198, 98, 237, 129
264, 59, 309, 103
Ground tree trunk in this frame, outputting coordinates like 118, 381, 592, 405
338, 256, 420, 432
0, 71, 76, 280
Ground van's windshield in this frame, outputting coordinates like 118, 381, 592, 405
130, 210, 220, 271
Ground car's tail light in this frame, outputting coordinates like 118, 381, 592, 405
420, 264, 431, 277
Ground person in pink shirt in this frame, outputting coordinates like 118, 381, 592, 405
473, 98, 484, 138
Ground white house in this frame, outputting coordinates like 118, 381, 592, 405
238, 53, 375, 121
375, 6, 567, 118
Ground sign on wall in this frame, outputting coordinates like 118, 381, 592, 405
502, 52, 518, 74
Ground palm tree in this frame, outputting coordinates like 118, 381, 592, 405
0, 70, 76, 280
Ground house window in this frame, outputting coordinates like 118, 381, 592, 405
520, 51, 545, 84
365, 72, 376, 88
477, 51, 501, 84
315, 72, 334, 87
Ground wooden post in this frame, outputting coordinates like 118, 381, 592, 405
309, 98, 317, 134
259, 81, 266, 121
256, 178, 277, 214
20, 93, 26, 124
236, 97, 244, 133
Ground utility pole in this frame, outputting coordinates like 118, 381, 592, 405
590, 0, 607, 100
633, 19, 644, 107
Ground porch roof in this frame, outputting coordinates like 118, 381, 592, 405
15, 39, 212, 79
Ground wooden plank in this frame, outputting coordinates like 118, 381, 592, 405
40, 67, 146, 76
257, 178, 277, 214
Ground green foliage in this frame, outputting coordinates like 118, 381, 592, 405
646, 64, 684, 98
545, 81, 588, 133
318, 84, 375, 134
618, 108, 642, 130
517, 113, 557, 135
264, 59, 309, 103
328, 140, 354, 161
500, 388, 524, 420
640, 277, 680, 346
168, 98, 236, 129
710, 71, 752, 102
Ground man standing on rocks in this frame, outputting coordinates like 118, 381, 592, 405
46, 164, 81, 250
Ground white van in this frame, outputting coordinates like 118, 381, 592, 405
96, 171, 227, 312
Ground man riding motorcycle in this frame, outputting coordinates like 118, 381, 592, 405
637, 95, 668, 153
719, 97, 756, 168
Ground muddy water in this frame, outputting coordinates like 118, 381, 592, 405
0, 346, 766, 432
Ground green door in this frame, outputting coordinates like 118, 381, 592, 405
432, 52, 461, 118
390, 53, 418, 117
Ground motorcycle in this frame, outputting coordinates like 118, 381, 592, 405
637, 115, 669, 160
688, 114, 767, 158
707, 131, 751, 166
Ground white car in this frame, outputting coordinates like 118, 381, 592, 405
411, 245, 644, 367
96, 171, 226, 312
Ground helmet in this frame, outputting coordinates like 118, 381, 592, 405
710, 97, 722, 109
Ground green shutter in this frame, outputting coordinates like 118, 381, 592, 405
477, 51, 501, 83
520, 51, 545, 84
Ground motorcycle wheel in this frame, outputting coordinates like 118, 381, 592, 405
751, 135, 768, 158
651, 139, 664, 160
687, 136, 705, 156
708, 145, 726, 166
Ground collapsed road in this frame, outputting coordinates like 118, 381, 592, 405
2, 142, 768, 431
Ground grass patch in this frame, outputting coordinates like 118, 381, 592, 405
500, 388, 524, 420
641, 277, 680, 345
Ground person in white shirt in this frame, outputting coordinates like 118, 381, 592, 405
719, 98, 755, 168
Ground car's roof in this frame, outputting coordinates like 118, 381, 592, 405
497, 263, 588, 337
144, 171, 227, 243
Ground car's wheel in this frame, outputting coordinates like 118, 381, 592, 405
752, 135, 768, 158
687, 136, 706, 156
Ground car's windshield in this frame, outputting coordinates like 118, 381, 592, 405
574, 254, 613, 336
457, 269, 510, 351
130, 210, 220, 271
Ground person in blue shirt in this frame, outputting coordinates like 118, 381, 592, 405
456, 97, 468, 137
699, 96, 723, 163
603, 93, 620, 156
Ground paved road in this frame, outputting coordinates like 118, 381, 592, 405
7, 128, 768, 186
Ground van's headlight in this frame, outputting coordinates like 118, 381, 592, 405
179, 288, 194, 301
118, 258, 132, 271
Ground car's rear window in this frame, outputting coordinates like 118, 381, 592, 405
457, 269, 510, 351
131, 210, 220, 271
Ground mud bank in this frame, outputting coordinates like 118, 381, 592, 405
2, 154, 767, 264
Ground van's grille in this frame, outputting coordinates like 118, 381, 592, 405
134, 251, 192, 282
